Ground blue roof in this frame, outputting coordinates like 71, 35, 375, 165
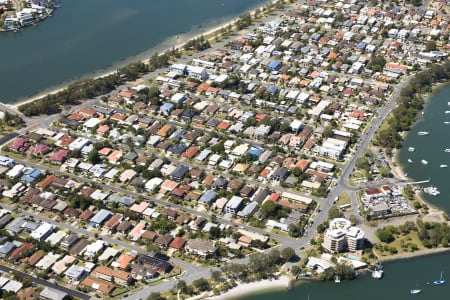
357, 42, 367, 49
267, 60, 282, 71
90, 209, 112, 225
246, 145, 264, 157
199, 190, 217, 204
237, 202, 258, 218
266, 85, 278, 94
161, 102, 175, 110
21, 169, 42, 183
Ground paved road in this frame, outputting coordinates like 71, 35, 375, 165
0, 264, 91, 300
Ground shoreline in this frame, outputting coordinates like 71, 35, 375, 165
10, 0, 284, 110
377, 246, 450, 263
205, 275, 291, 300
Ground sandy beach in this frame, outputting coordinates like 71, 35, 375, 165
205, 276, 291, 300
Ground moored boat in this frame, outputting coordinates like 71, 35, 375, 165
424, 186, 440, 196
408, 147, 415, 152
445, 149, 450, 153
440, 164, 447, 168
421, 160, 428, 165
434, 271, 445, 285
410, 289, 421, 294
408, 159, 413, 163
418, 131, 429, 136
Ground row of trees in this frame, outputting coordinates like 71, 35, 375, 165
375, 62, 450, 150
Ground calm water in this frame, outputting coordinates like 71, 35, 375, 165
0, 0, 267, 103
238, 252, 450, 300
398, 84, 450, 214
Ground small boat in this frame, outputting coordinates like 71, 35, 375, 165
440, 164, 448, 168
372, 269, 383, 279
446, 111, 450, 114
418, 131, 429, 136
448, 102, 450, 105
444, 121, 450, 124
445, 149, 450, 153
405, 173, 408, 177
408, 147, 415, 152
424, 186, 440, 196
421, 160, 428, 165
335, 276, 341, 283
408, 159, 413, 163
434, 271, 445, 285
410, 289, 421, 294
421, 111, 425, 115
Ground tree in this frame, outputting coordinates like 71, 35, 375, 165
288, 223, 302, 237
147, 292, 164, 300
211, 270, 222, 282
176, 280, 188, 293
261, 201, 278, 219
209, 226, 221, 239
328, 207, 343, 220
192, 278, 210, 291
87, 149, 100, 164
376, 228, 395, 243
425, 40, 437, 52
281, 247, 296, 262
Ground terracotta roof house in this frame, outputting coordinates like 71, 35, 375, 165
81, 276, 115, 295
79, 209, 94, 220
142, 230, 158, 242
28, 250, 45, 266
169, 237, 187, 250
162, 208, 178, 220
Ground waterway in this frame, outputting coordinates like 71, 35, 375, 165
0, 0, 267, 104
237, 251, 450, 300
397, 84, 450, 215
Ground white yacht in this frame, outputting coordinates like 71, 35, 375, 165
446, 111, 450, 114
440, 164, 448, 168
408, 159, 413, 163
445, 149, 450, 153
424, 186, 440, 196
417, 131, 429, 136
444, 121, 450, 124
421, 160, 428, 165
408, 147, 415, 152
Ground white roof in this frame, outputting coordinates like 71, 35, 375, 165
83, 118, 101, 128
45, 231, 67, 246
281, 192, 312, 204
98, 247, 119, 261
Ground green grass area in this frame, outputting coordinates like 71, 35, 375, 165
336, 192, 351, 206
376, 231, 425, 257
